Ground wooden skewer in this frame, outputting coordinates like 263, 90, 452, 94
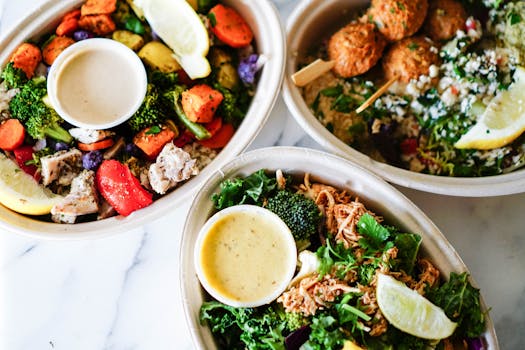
355, 76, 398, 114
291, 59, 335, 87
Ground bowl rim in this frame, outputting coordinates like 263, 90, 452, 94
193, 204, 297, 308
281, 0, 525, 197
0, 0, 286, 239
179, 146, 499, 349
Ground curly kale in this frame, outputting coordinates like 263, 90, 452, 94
266, 190, 322, 243
200, 301, 287, 350
1, 62, 27, 89
212, 169, 277, 209
127, 84, 167, 132
9, 76, 72, 143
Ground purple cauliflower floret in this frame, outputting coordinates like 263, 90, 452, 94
238, 54, 259, 85
125, 143, 140, 156
73, 30, 94, 41
82, 150, 103, 170
53, 141, 70, 151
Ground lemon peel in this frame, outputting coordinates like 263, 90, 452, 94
0, 153, 63, 215
455, 66, 525, 149
134, 0, 211, 79
376, 273, 457, 340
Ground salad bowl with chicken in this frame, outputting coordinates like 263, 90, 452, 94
0, 0, 284, 238
180, 147, 498, 350
283, 0, 525, 196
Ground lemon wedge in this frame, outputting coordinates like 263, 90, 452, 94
0, 153, 63, 215
455, 66, 525, 149
133, 0, 211, 79
376, 273, 457, 340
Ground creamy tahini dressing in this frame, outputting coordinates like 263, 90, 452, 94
200, 210, 294, 303
55, 48, 142, 125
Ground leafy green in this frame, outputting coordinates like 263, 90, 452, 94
301, 315, 346, 350
212, 169, 277, 209
357, 214, 391, 248
426, 272, 485, 338
393, 233, 422, 275
266, 190, 322, 242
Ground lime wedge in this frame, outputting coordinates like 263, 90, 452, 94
455, 66, 525, 149
134, 0, 211, 79
376, 273, 457, 340
0, 154, 63, 215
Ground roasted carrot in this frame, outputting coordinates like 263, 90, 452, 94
9, 43, 42, 78
78, 14, 116, 35
42, 36, 75, 65
133, 125, 176, 159
203, 116, 223, 137
181, 84, 224, 123
77, 138, 115, 151
198, 123, 234, 149
56, 17, 79, 36
81, 0, 117, 16
0, 119, 26, 151
208, 4, 253, 48
62, 9, 81, 21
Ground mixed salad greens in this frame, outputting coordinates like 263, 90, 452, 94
302, 0, 525, 177
0, 0, 261, 223
199, 169, 486, 349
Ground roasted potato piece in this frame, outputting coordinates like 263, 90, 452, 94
126, 0, 145, 20
209, 48, 239, 89
138, 42, 181, 73
112, 30, 144, 51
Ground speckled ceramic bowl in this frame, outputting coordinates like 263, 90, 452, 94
179, 146, 499, 349
0, 0, 285, 239
282, 0, 525, 197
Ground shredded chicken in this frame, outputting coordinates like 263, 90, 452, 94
278, 274, 360, 316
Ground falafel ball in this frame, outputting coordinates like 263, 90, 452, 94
424, 0, 468, 42
382, 36, 441, 83
367, 0, 429, 42
328, 22, 387, 78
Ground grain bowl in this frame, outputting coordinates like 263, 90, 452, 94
180, 147, 499, 349
0, 0, 284, 239
282, 0, 525, 196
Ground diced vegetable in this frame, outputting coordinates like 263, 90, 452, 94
203, 116, 223, 136
56, 10, 81, 36
42, 36, 75, 65
181, 84, 224, 123
133, 125, 177, 159
62, 9, 81, 22
112, 30, 144, 51
77, 138, 115, 151
9, 43, 42, 79
0, 119, 26, 151
198, 122, 234, 149
78, 14, 116, 35
208, 4, 253, 48
13, 145, 39, 179
81, 0, 117, 16
96, 159, 153, 216
138, 42, 182, 73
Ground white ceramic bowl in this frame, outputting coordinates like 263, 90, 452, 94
0, 0, 285, 239
282, 0, 525, 197
179, 146, 499, 349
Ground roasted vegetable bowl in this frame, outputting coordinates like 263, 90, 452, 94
0, 0, 284, 238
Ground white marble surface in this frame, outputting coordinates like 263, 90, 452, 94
1, 1, 524, 349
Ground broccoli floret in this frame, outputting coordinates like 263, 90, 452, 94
1, 62, 27, 89
213, 83, 250, 127
284, 311, 309, 332
150, 70, 179, 91
266, 190, 322, 242
127, 84, 167, 132
9, 76, 72, 143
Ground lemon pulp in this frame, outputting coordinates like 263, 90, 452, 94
133, 0, 211, 79
376, 273, 457, 340
455, 66, 525, 149
0, 153, 62, 215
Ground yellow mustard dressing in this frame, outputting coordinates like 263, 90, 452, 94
200, 210, 295, 303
